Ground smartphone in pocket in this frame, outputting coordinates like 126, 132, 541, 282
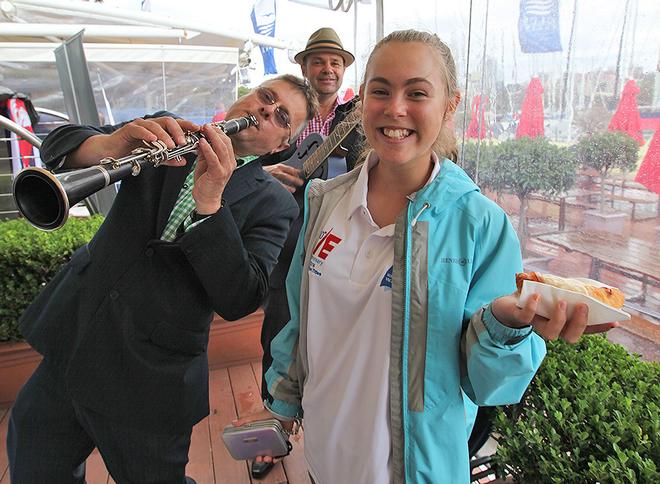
222, 419, 292, 461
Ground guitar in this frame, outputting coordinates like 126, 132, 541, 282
268, 103, 362, 285
281, 101, 362, 187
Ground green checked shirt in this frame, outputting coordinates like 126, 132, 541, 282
161, 155, 258, 241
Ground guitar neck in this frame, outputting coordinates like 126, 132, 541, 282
302, 107, 361, 178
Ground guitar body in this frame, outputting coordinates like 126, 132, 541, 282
278, 103, 361, 207
280, 133, 347, 204
282, 133, 324, 172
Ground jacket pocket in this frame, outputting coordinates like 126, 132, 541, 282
148, 320, 208, 357
418, 279, 467, 411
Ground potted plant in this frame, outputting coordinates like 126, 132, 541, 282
574, 131, 639, 233
0, 216, 265, 403
0, 216, 103, 403
480, 137, 578, 252
492, 336, 659, 483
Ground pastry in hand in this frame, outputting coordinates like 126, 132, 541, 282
516, 272, 625, 309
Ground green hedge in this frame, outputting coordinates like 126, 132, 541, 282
0, 216, 103, 342
493, 335, 659, 483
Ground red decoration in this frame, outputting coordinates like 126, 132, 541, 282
608, 79, 644, 146
635, 128, 660, 194
467, 95, 487, 139
516, 77, 545, 139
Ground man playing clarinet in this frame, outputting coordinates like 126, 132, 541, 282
7, 74, 317, 484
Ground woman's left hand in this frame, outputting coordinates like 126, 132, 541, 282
491, 293, 619, 343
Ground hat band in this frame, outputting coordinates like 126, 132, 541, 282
305, 41, 345, 51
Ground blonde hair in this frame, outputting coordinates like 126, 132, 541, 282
359, 29, 459, 162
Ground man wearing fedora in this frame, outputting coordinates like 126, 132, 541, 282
263, 27, 361, 188
254, 27, 363, 478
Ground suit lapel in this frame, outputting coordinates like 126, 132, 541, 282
223, 160, 265, 206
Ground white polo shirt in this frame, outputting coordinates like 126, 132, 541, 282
302, 153, 440, 484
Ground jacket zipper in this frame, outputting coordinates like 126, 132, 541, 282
400, 200, 431, 481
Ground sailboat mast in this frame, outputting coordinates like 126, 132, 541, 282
474, 0, 490, 186
561, 0, 578, 119
613, 0, 631, 102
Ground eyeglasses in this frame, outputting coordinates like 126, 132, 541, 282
255, 87, 292, 139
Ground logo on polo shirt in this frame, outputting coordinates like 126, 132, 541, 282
312, 228, 342, 260
308, 228, 343, 277
380, 266, 393, 290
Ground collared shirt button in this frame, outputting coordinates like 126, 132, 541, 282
109, 290, 119, 300
145, 248, 154, 257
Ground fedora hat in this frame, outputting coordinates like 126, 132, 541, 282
294, 27, 355, 67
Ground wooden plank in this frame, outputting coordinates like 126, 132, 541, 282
84, 448, 110, 484
252, 361, 263, 393
538, 232, 660, 283
186, 417, 215, 484
228, 364, 288, 483
283, 433, 311, 484
228, 364, 265, 424
210, 368, 250, 484
0, 407, 9, 483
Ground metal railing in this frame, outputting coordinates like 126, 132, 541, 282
1, 108, 70, 220
0, 114, 42, 148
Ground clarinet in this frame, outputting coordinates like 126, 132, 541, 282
12, 115, 258, 231
98, 115, 258, 173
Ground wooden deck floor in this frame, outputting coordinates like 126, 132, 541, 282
0, 360, 311, 484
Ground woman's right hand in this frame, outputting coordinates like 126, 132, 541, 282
232, 408, 294, 463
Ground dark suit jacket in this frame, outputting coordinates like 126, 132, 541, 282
19, 114, 299, 432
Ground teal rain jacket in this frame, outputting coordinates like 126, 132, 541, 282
266, 157, 546, 483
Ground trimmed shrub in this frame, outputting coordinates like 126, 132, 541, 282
574, 131, 639, 213
493, 335, 659, 483
0, 216, 103, 341
477, 137, 578, 253
458, 140, 496, 184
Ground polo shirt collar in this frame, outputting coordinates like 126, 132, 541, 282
347, 150, 442, 222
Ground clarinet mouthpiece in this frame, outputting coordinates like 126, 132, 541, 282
221, 115, 258, 135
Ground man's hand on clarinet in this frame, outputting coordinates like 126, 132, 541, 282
68, 116, 200, 169
192, 124, 237, 215
112, 117, 200, 167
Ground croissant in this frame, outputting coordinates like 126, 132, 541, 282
516, 272, 625, 309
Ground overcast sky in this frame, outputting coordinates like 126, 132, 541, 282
108, 0, 659, 90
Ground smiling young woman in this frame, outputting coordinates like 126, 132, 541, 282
360, 39, 459, 190
236, 29, 616, 484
